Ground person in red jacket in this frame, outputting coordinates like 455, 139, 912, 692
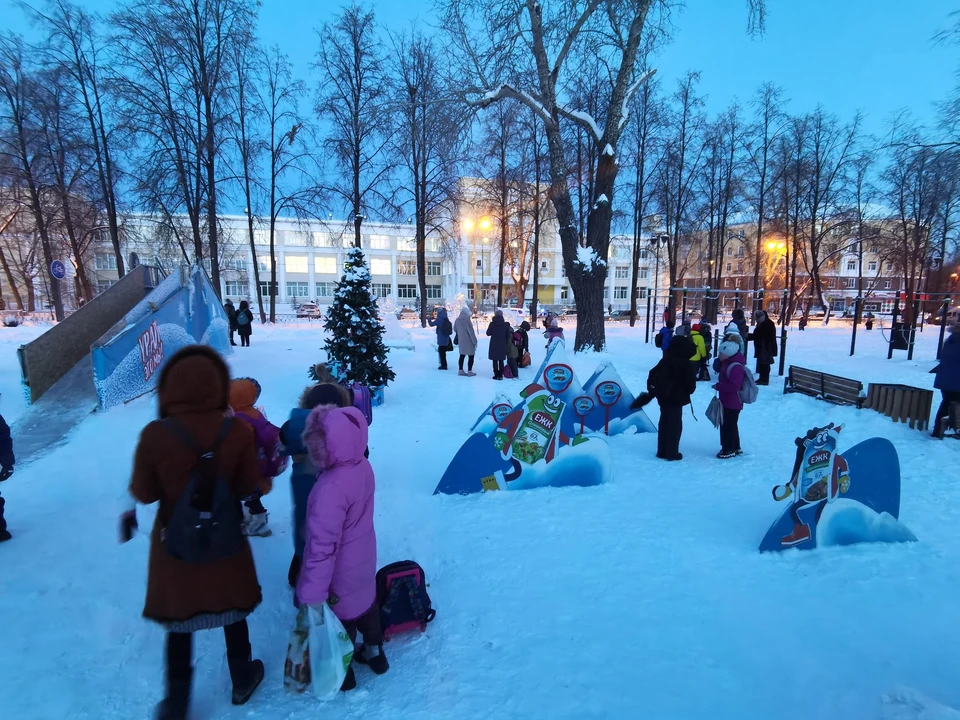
714, 340, 746, 459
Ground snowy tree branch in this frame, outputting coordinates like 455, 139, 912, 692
556, 104, 602, 143
466, 83, 556, 127
617, 69, 657, 132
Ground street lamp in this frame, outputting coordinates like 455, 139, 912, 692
648, 235, 668, 340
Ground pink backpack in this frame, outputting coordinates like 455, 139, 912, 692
349, 383, 373, 426
237, 413, 289, 478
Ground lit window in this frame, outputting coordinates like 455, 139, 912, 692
315, 256, 338, 274
316, 282, 335, 298
285, 255, 308, 274
286, 281, 310, 297
398, 261, 417, 275
370, 258, 391, 275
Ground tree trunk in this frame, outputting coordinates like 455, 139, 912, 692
0, 246, 23, 310
204, 93, 221, 298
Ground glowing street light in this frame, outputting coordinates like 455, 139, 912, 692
479, 217, 491, 231
462, 218, 474, 232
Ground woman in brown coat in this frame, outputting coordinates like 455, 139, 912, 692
129, 345, 265, 719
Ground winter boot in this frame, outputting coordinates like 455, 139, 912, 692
717, 450, 737, 459
354, 643, 389, 675
155, 669, 192, 720
287, 554, 301, 589
0, 496, 9, 542
229, 658, 264, 706
243, 511, 271, 538
458, 369, 467, 376
467, 371, 476, 377
340, 665, 357, 692
780, 523, 811, 547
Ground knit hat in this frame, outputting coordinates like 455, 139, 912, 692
724, 322, 741, 336
675, 325, 689, 337
301, 382, 349, 410
718, 340, 740, 358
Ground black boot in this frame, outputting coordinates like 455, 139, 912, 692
287, 554, 301, 589
340, 664, 357, 692
155, 670, 191, 720
0, 495, 9, 542
228, 657, 264, 706
355, 643, 389, 675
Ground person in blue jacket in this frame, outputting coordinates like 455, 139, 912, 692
281, 382, 352, 587
933, 323, 960, 438
0, 410, 13, 542
657, 319, 675, 352
429, 307, 453, 370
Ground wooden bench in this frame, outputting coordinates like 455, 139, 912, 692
865, 383, 934, 432
784, 366, 865, 407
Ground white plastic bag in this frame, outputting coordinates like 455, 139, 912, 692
283, 608, 310, 693
306, 603, 355, 699
706, 395, 723, 429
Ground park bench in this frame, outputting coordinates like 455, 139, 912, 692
784, 365, 865, 407
865, 383, 934, 432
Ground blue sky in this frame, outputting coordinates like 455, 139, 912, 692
6, 0, 957, 136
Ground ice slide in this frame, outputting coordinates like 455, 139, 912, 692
13, 265, 230, 466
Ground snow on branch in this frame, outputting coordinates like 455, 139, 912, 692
575, 245, 606, 271
466, 83, 555, 127
617, 69, 657, 133
556, 104, 602, 143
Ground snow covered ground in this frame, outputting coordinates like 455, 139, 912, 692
1, 319, 959, 719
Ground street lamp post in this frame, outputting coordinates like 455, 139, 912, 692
650, 235, 667, 335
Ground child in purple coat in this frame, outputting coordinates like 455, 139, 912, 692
296, 405, 387, 690
714, 340, 746, 459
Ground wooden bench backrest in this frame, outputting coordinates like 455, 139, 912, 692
789, 365, 863, 404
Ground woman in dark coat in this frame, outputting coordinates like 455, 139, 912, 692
486, 310, 510, 380
633, 333, 697, 461
129, 346, 265, 718
933, 323, 960, 437
236, 300, 254, 347
224, 300, 238, 346
749, 310, 778, 386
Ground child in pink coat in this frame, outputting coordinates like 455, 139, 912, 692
296, 405, 387, 690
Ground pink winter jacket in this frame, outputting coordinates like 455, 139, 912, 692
716, 352, 747, 410
296, 405, 377, 621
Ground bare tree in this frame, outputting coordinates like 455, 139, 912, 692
446, 0, 766, 351
0, 36, 65, 319
392, 30, 466, 327
316, 2, 393, 249
27, 0, 126, 277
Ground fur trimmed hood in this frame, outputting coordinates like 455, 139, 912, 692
302, 405, 369, 470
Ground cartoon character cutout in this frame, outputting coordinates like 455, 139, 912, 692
772, 424, 851, 547
492, 383, 587, 484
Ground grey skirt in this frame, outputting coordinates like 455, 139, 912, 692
163, 608, 251, 633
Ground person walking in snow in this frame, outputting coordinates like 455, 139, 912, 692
0, 409, 14, 542
749, 310, 778, 386
235, 300, 254, 347
280, 382, 355, 588
229, 378, 282, 538
453, 304, 478, 376
656, 318, 674, 352
487, 310, 510, 380
428, 306, 453, 370
714, 340, 746, 459
632, 330, 697, 461
543, 316, 564, 347
933, 322, 960, 438
127, 346, 265, 719
297, 404, 388, 691
224, 299, 238, 347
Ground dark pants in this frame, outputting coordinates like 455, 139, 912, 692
507, 356, 519, 377
230, 328, 237, 346
0, 493, 6, 535
756, 362, 772, 385
933, 390, 960, 436
166, 620, 251, 686
244, 491, 266, 515
239, 333, 250, 347
458, 354, 475, 372
492, 359, 505, 379
438, 348, 449, 369
341, 603, 384, 648
720, 407, 741, 453
657, 404, 683, 459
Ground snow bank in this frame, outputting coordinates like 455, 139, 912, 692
817, 499, 917, 547
508, 435, 613, 491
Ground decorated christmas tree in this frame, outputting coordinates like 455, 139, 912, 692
313, 247, 395, 389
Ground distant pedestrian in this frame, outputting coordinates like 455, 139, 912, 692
749, 310, 778, 386
0, 408, 14, 542
487, 310, 510, 380
236, 301, 254, 347
933, 323, 960, 438
714, 340, 746, 459
224, 299, 238, 347
798, 316, 808, 331
506, 322, 521, 379
454, 304, 478, 376
428, 307, 453, 370
544, 317, 565, 347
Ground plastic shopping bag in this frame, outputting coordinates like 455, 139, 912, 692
306, 603, 355, 699
283, 608, 311, 693
706, 396, 723, 429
